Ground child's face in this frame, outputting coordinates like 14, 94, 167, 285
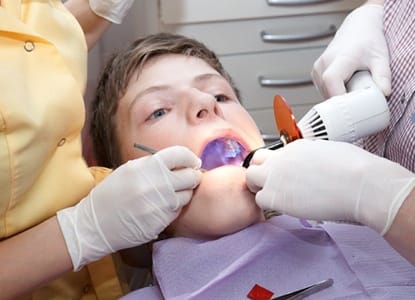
116, 54, 265, 238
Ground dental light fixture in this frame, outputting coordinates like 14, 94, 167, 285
243, 71, 390, 167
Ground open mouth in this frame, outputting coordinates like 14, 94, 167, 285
200, 137, 248, 170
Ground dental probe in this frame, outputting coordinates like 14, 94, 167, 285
133, 143, 157, 154
133, 143, 206, 172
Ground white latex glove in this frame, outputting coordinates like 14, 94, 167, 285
57, 146, 202, 271
246, 139, 415, 235
89, 0, 134, 24
312, 4, 391, 98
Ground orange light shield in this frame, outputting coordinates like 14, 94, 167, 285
273, 95, 302, 142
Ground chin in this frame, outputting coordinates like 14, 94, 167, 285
169, 165, 265, 239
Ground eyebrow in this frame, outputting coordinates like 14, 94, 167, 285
194, 73, 224, 83
128, 85, 170, 112
128, 73, 225, 112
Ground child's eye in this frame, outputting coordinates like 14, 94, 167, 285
215, 94, 229, 102
149, 108, 168, 120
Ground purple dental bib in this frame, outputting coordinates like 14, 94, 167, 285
121, 216, 415, 300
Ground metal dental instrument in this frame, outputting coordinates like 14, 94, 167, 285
134, 143, 207, 172
272, 278, 334, 300
133, 143, 157, 154
241, 139, 285, 168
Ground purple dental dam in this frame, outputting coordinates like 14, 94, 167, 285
200, 138, 248, 170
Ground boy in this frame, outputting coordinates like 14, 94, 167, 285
90, 32, 266, 240
90, 33, 415, 299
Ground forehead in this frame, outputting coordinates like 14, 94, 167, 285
136, 54, 221, 86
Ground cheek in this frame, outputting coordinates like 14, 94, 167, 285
226, 108, 262, 138
242, 114, 262, 136
117, 131, 141, 162
136, 117, 190, 151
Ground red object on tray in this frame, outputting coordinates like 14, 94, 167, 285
247, 284, 274, 300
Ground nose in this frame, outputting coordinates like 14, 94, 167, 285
187, 89, 223, 123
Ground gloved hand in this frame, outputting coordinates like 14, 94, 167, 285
246, 139, 415, 235
312, 4, 391, 98
89, 0, 134, 24
57, 146, 202, 271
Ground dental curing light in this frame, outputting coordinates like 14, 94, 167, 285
242, 71, 390, 167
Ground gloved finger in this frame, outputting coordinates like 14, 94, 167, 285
311, 49, 340, 95
156, 146, 201, 170
320, 58, 359, 98
246, 164, 268, 193
171, 190, 193, 211
311, 58, 326, 96
255, 188, 277, 211
368, 58, 392, 96
255, 169, 294, 214
249, 149, 274, 165
169, 167, 202, 191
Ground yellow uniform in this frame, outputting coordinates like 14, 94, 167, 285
0, 1, 122, 298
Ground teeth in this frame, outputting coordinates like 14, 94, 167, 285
200, 137, 247, 170
224, 139, 240, 158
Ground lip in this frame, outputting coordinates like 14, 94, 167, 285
198, 130, 251, 170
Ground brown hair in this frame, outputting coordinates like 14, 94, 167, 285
89, 32, 240, 168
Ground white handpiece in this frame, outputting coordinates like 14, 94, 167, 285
298, 71, 390, 142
